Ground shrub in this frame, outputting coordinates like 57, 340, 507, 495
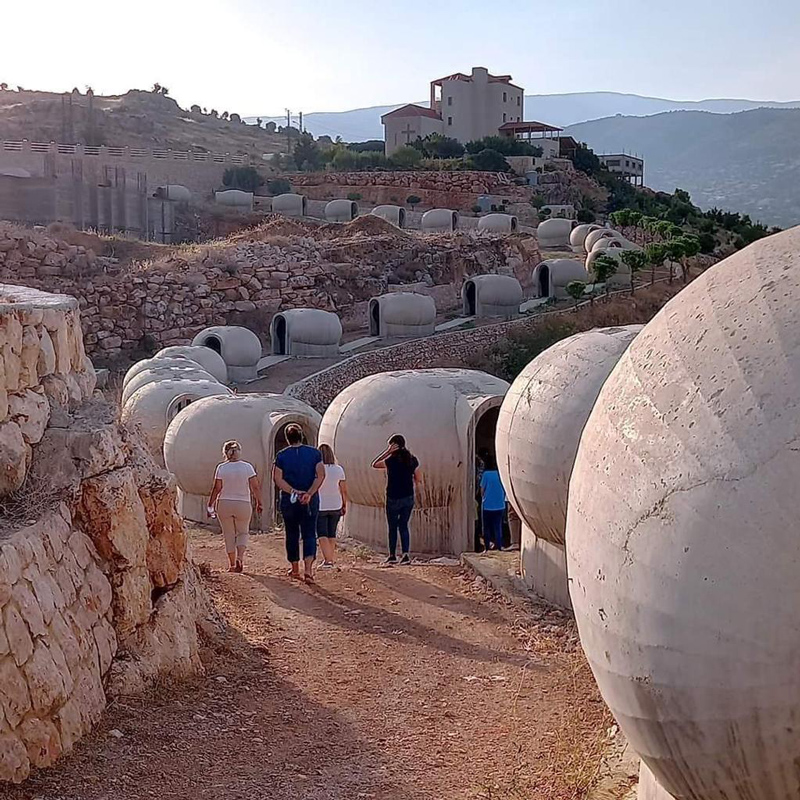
266, 178, 291, 195
222, 166, 264, 192
468, 148, 511, 172
577, 208, 596, 223
471, 204, 483, 214
389, 146, 422, 169
465, 136, 542, 157
347, 192, 362, 201
406, 195, 422, 209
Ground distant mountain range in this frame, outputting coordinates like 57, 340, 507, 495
249, 91, 800, 141
566, 108, 800, 228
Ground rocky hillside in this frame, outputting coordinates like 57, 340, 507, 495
567, 108, 800, 228
0, 88, 284, 156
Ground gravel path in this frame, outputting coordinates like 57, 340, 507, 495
6, 529, 617, 800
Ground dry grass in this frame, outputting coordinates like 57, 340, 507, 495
0, 470, 64, 535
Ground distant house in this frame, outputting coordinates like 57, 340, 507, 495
598, 153, 645, 186
382, 66, 558, 156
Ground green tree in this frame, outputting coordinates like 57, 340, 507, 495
222, 166, 264, 192
565, 281, 587, 310
347, 191, 362, 201
620, 249, 648, 294
592, 254, 618, 295
293, 133, 322, 171
266, 178, 291, 195
530, 195, 546, 210
389, 146, 422, 169
576, 208, 596, 223
673, 234, 701, 283
406, 195, 422, 210
664, 239, 685, 283
468, 148, 511, 172
645, 242, 668, 285
465, 136, 542, 157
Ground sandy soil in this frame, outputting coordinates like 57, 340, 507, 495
4, 530, 621, 800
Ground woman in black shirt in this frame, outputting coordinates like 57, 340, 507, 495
372, 434, 420, 564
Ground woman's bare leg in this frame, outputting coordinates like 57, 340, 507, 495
319, 537, 333, 564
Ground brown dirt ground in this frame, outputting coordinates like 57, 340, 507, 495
3, 529, 623, 800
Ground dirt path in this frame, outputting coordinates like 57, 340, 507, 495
5, 530, 620, 800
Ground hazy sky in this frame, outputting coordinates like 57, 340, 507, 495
3, 0, 799, 116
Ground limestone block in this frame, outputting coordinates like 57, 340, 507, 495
30, 572, 63, 626
41, 308, 64, 333
53, 323, 71, 376
66, 530, 96, 571
54, 696, 83, 753
22, 641, 69, 715
2, 604, 32, 667
0, 732, 29, 784
140, 478, 187, 588
18, 717, 63, 769
75, 467, 148, 570
38, 506, 72, 565
40, 374, 69, 410
63, 373, 83, 409
0, 544, 21, 586
48, 611, 82, 675
0, 312, 22, 354
11, 581, 46, 638
93, 616, 117, 676
8, 389, 50, 446
75, 357, 97, 398
37, 328, 56, 377
0, 656, 32, 727
70, 658, 106, 730
82, 561, 113, 620
54, 560, 78, 609
3, 347, 21, 393
110, 566, 152, 637
0, 623, 8, 658
0, 420, 27, 495
68, 424, 127, 479
18, 325, 39, 388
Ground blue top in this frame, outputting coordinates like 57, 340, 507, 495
275, 445, 322, 494
480, 470, 506, 511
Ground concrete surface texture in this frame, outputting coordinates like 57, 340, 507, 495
122, 356, 195, 390
370, 205, 406, 228
269, 308, 343, 357
163, 393, 321, 529
155, 345, 229, 384
477, 213, 518, 233
121, 364, 216, 406
584, 228, 622, 252
496, 326, 640, 608
566, 227, 800, 800
271, 193, 307, 217
191, 326, 262, 382
537, 217, 576, 248
461, 274, 523, 318
121, 378, 231, 463
570, 223, 602, 252
318, 368, 509, 555
533, 258, 590, 298
324, 199, 358, 222
585, 248, 631, 287
368, 292, 437, 338
421, 209, 459, 233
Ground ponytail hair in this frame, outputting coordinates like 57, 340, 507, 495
388, 433, 413, 466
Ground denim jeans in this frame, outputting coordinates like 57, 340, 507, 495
386, 495, 414, 556
483, 508, 505, 550
281, 494, 319, 563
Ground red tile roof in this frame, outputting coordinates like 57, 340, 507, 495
381, 104, 442, 122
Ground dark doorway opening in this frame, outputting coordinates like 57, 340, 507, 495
464, 281, 476, 316
369, 300, 380, 336
473, 406, 504, 552
203, 335, 222, 355
274, 315, 287, 355
538, 265, 550, 298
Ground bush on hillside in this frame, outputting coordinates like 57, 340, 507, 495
468, 148, 511, 172
222, 166, 264, 192
465, 136, 542, 157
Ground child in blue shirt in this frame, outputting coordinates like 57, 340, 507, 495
479, 454, 506, 551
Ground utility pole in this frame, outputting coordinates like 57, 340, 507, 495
286, 108, 291, 156
299, 111, 303, 134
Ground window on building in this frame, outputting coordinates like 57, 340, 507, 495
503, 113, 507, 122
447, 116, 453, 126
626, 160, 630, 167
447, 96, 452, 107
517, 96, 521, 106
503, 92, 507, 102
606, 159, 621, 166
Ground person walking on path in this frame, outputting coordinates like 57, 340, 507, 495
273, 425, 325, 583
372, 434, 420, 565
207, 440, 262, 573
480, 453, 506, 551
316, 443, 348, 569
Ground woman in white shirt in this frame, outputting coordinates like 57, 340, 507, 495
316, 443, 347, 568
207, 440, 262, 573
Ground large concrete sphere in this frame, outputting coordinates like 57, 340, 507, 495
477, 213, 518, 233
584, 228, 620, 252
325, 199, 358, 222
121, 364, 215, 406
567, 228, 800, 800
164, 393, 321, 524
570, 223, 602, 251
319, 368, 509, 554
537, 218, 576, 249
122, 356, 194, 390
121, 378, 231, 462
191, 325, 262, 381
421, 209, 459, 233
155, 345, 228, 383
496, 326, 641, 547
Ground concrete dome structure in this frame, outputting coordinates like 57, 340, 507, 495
584, 228, 621, 252
477, 213, 518, 233
191, 326, 262, 382
164, 393, 321, 529
368, 293, 436, 338
566, 228, 800, 800
123, 356, 195, 391
585, 249, 631, 289
537, 218, 576, 249
271, 193, 307, 217
533, 259, 590, 299
214, 189, 254, 209
570, 223, 602, 252
422, 209, 459, 233
319, 369, 509, 555
589, 237, 625, 253
155, 345, 228, 383
269, 308, 342, 357
325, 199, 358, 222
121, 363, 216, 406
121, 378, 231, 464
462, 274, 522, 319
496, 326, 641, 607
155, 184, 192, 202
371, 205, 406, 228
